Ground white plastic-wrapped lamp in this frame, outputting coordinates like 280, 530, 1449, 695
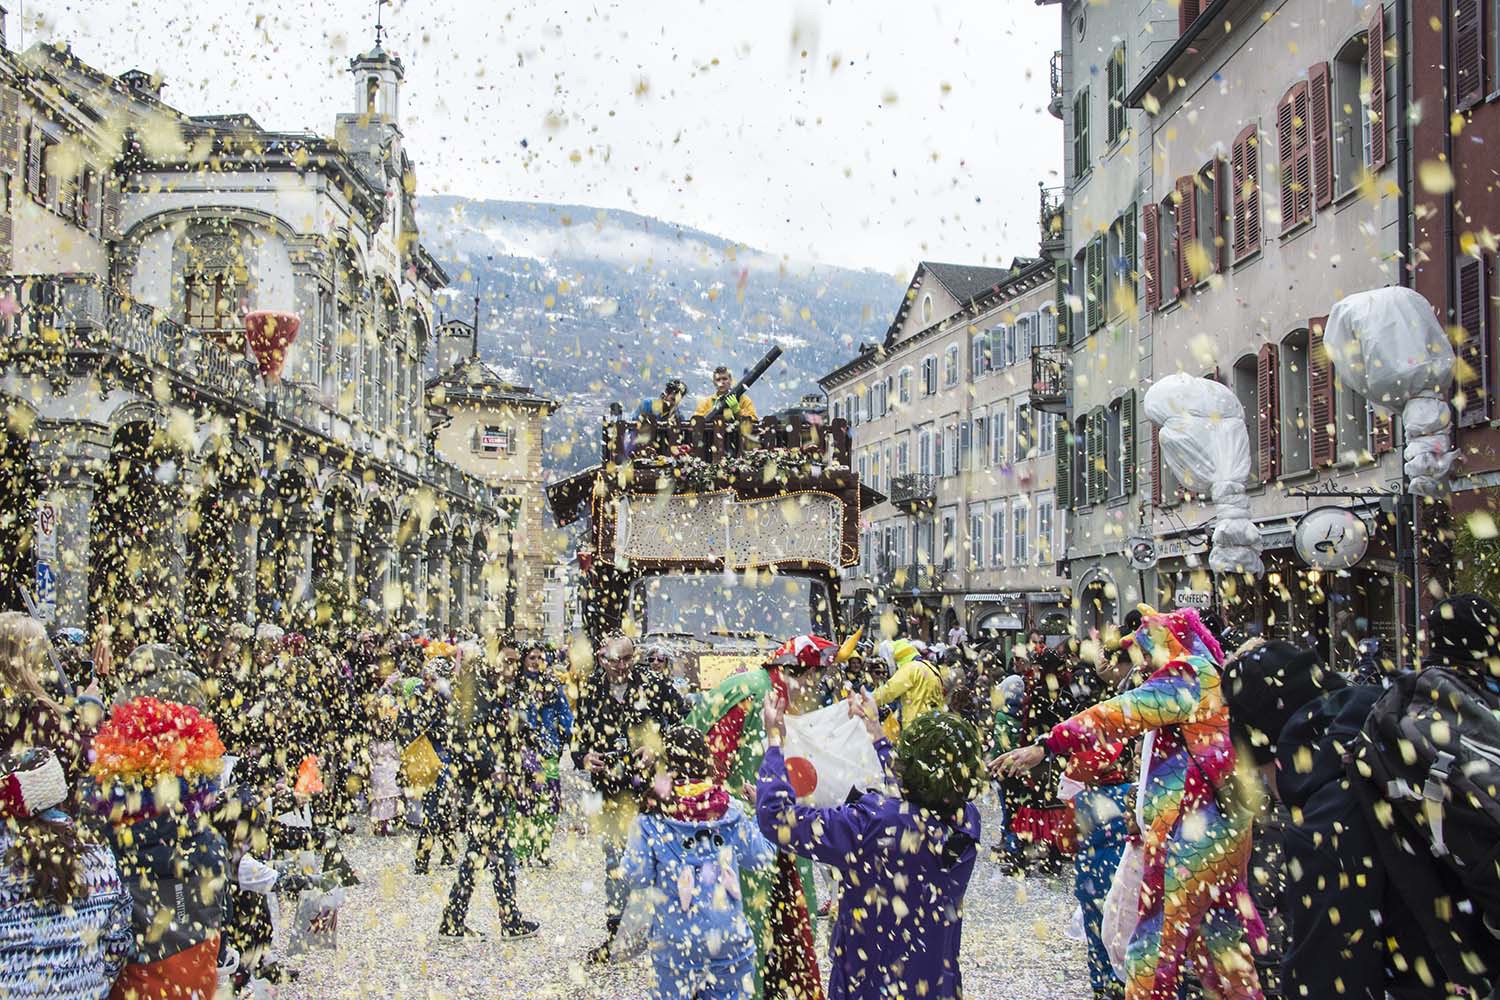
1143, 373, 1263, 575
1323, 287, 1457, 497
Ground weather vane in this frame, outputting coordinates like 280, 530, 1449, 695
374, 0, 389, 48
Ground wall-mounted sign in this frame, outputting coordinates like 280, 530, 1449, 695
1173, 588, 1213, 610
1293, 505, 1370, 570
1125, 535, 1158, 571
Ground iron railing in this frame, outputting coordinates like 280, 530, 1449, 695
1049, 50, 1065, 119
1040, 184, 1065, 246
1030, 343, 1070, 414
889, 472, 938, 510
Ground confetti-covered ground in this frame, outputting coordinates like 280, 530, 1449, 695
277, 773, 1092, 1000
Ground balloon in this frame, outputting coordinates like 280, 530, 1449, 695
244, 310, 301, 382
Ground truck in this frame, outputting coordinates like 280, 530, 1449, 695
546, 373, 880, 691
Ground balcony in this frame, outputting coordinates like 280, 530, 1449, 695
1039, 184, 1065, 254
1030, 343, 1070, 415
889, 472, 938, 513
876, 560, 945, 594
1049, 50, 1064, 120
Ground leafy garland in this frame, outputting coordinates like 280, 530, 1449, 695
633, 445, 850, 492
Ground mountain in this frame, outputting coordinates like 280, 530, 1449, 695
417, 195, 907, 475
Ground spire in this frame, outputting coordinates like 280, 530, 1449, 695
472, 277, 481, 361
373, 0, 389, 50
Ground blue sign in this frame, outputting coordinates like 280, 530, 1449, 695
34, 562, 56, 622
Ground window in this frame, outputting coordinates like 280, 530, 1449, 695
1232, 355, 1261, 481
1108, 209, 1138, 317
972, 332, 989, 378
1016, 313, 1035, 363
1037, 307, 1058, 347
1157, 195, 1178, 305
893, 522, 909, 567
1073, 415, 1090, 503
1106, 398, 1124, 498
969, 511, 985, 570
1196, 161, 1224, 279
1072, 87, 1091, 179
898, 368, 912, 403
993, 406, 1008, 466
916, 519, 935, 568
1014, 403, 1032, 462
1037, 499, 1054, 565
974, 409, 990, 467
1039, 412, 1056, 456
1180, 0, 1205, 34
941, 509, 957, 573
959, 419, 972, 473
943, 345, 960, 387
922, 294, 935, 324
922, 356, 938, 395
896, 437, 910, 475
1231, 125, 1263, 261
1278, 82, 1313, 232
944, 421, 960, 477
1336, 376, 1370, 462
832, 400, 842, 422
857, 452, 868, 484
861, 530, 872, 573
1012, 504, 1029, 566
1085, 235, 1107, 331
1280, 329, 1312, 475
1332, 36, 1374, 196
851, 393, 862, 425
1070, 250, 1087, 339
918, 426, 934, 475
871, 449, 882, 492
864, 385, 875, 421
185, 272, 237, 334
991, 505, 1007, 566
1106, 45, 1127, 145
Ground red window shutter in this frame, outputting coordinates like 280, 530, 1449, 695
1309, 63, 1334, 209
1292, 84, 1312, 225
1309, 315, 1335, 466
1277, 91, 1297, 230
26, 126, 41, 200
1257, 342, 1280, 482
1143, 203, 1160, 312
1180, 0, 1202, 35
1176, 175, 1196, 294
1212, 157, 1228, 272
1244, 129, 1263, 251
1372, 411, 1394, 454
1454, 0, 1485, 110
1231, 138, 1248, 261
1456, 256, 1490, 426
1150, 423, 1163, 505
1368, 8, 1388, 171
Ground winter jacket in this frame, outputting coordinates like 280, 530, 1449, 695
757, 742, 981, 1000
1, 694, 99, 788
872, 659, 945, 731
521, 671, 574, 760
0, 815, 133, 999
571, 666, 687, 800
622, 798, 775, 967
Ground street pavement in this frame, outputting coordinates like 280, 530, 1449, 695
277, 774, 1093, 1000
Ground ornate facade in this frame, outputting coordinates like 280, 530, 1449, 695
0, 35, 519, 644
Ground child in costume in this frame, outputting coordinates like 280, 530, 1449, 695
989, 674, 1026, 867
623, 725, 776, 1000
366, 695, 402, 836
994, 606, 1266, 1000
757, 695, 984, 1000
90, 695, 229, 1000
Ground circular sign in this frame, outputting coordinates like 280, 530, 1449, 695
1125, 535, 1159, 571
1293, 506, 1370, 570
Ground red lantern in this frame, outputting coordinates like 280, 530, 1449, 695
243, 311, 301, 383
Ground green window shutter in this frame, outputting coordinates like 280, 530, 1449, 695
1122, 389, 1138, 496
1086, 237, 1105, 332
1123, 207, 1138, 308
1055, 419, 1073, 508
1088, 407, 1107, 503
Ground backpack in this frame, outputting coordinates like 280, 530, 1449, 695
1350, 666, 1500, 941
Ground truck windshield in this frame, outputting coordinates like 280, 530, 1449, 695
630, 572, 833, 640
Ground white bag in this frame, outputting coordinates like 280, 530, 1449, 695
286, 885, 345, 956
1101, 841, 1145, 982
781, 702, 885, 807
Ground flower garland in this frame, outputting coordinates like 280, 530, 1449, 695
634, 446, 851, 492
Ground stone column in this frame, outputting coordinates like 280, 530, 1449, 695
33, 430, 109, 630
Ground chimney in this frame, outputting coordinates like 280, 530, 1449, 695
119, 69, 165, 101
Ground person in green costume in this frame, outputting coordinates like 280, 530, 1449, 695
687, 637, 832, 1000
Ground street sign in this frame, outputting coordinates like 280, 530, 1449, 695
1293, 505, 1370, 570
33, 563, 56, 622
1125, 535, 1158, 571
34, 501, 57, 622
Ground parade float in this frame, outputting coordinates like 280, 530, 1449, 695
546, 349, 882, 690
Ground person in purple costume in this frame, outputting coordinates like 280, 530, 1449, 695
756, 690, 984, 1000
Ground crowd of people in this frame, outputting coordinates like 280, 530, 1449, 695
1, 592, 1497, 1000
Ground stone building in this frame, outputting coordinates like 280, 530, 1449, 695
1128, 0, 1405, 667
0, 31, 521, 644
819, 260, 1070, 646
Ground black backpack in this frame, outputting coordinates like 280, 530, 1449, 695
1350, 667, 1500, 955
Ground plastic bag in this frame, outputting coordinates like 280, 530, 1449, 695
286, 884, 345, 956
401, 734, 442, 791
1101, 840, 1145, 982
782, 701, 885, 807
1144, 374, 1262, 574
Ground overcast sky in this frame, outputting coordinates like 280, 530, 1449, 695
23, 0, 1061, 276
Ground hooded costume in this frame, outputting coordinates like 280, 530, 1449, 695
1042, 607, 1265, 1000
756, 712, 982, 1000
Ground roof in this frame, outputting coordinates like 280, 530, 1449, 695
923, 262, 1023, 303
1125, 0, 1238, 109
426, 358, 558, 412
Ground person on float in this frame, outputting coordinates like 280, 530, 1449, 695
993, 606, 1266, 1000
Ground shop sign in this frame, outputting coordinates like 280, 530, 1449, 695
1173, 588, 1213, 610
1125, 535, 1158, 570
1156, 535, 1209, 560
1293, 505, 1370, 570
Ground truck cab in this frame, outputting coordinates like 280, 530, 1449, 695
547, 407, 880, 690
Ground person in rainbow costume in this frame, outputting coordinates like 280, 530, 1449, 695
993, 606, 1266, 1000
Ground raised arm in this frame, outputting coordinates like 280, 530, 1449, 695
756, 745, 877, 869
872, 662, 918, 708
1045, 657, 1202, 756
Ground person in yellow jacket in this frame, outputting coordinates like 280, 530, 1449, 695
694, 365, 758, 421
873, 638, 947, 734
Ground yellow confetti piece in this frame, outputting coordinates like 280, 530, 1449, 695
1418, 159, 1455, 194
